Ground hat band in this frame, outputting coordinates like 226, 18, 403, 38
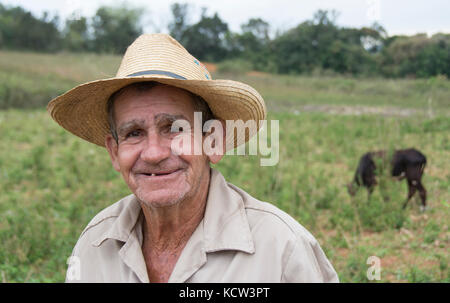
126, 70, 187, 80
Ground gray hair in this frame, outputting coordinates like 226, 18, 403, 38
107, 81, 214, 143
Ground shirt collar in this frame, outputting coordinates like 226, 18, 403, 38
90, 167, 255, 282
91, 195, 142, 247
167, 168, 255, 282
202, 168, 255, 254
92, 168, 254, 254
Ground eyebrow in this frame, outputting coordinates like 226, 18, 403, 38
154, 113, 190, 125
117, 114, 190, 136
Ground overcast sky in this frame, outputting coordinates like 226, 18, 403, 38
2, 0, 450, 36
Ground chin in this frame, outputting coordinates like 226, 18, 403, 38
135, 187, 189, 208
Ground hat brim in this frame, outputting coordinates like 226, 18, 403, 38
47, 76, 267, 150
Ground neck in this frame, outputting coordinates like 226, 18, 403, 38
140, 170, 210, 252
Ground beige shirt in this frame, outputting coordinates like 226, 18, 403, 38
66, 168, 339, 283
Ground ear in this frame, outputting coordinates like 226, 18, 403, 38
208, 150, 224, 164
105, 134, 121, 172
206, 119, 226, 164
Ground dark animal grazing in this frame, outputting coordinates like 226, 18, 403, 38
347, 148, 427, 211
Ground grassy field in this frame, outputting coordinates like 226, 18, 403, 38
0, 50, 449, 282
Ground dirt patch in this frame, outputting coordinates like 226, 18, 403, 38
202, 62, 217, 73
336, 248, 350, 258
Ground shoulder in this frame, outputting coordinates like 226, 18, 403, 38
227, 182, 316, 243
227, 182, 339, 282
80, 195, 135, 235
72, 194, 138, 251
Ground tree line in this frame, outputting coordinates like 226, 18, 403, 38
0, 2, 449, 78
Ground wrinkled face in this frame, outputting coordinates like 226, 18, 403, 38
105, 85, 222, 208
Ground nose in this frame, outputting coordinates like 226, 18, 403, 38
140, 131, 172, 164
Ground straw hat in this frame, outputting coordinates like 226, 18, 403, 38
47, 33, 266, 150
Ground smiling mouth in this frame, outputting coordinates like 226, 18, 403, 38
140, 169, 182, 177
144, 173, 168, 177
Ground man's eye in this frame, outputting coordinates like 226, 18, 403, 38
162, 123, 181, 134
171, 126, 183, 133
126, 130, 142, 138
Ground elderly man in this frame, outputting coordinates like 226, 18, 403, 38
48, 34, 338, 283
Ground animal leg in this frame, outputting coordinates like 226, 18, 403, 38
402, 181, 416, 209
367, 186, 374, 202
416, 181, 427, 212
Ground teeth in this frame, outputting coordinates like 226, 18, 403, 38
151, 173, 156, 177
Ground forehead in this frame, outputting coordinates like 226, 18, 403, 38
112, 84, 196, 123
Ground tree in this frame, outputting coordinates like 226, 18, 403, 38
62, 14, 90, 52
168, 3, 190, 43
271, 10, 342, 74
272, 9, 378, 75
231, 18, 273, 71
181, 10, 230, 62
0, 4, 61, 52
241, 18, 270, 43
382, 33, 450, 78
380, 34, 431, 77
417, 34, 450, 77
272, 22, 318, 74
91, 5, 143, 54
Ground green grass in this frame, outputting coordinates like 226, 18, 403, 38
0, 50, 119, 109
216, 71, 450, 113
0, 50, 449, 282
